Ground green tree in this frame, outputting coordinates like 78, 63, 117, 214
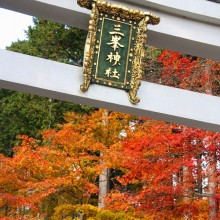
8, 18, 87, 65
0, 18, 90, 156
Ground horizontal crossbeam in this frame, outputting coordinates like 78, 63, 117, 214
0, 49, 219, 132
0, 0, 220, 61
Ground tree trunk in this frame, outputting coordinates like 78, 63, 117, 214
98, 109, 109, 208
98, 165, 110, 208
182, 165, 191, 219
204, 60, 213, 95
208, 153, 218, 220
196, 153, 203, 195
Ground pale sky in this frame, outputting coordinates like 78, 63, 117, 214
0, 8, 33, 49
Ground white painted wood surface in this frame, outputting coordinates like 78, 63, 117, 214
0, 50, 219, 132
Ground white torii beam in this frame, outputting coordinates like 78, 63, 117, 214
0, 49, 219, 132
0, 0, 220, 132
0, 0, 220, 61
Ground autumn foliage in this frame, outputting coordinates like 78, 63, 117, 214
1, 50, 220, 219
0, 109, 219, 219
0, 110, 135, 219
105, 121, 220, 219
144, 49, 220, 96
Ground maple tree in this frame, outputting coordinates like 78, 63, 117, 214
144, 48, 220, 96
104, 120, 220, 219
0, 109, 136, 219
1, 110, 219, 219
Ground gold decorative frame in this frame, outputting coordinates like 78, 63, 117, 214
78, 0, 160, 104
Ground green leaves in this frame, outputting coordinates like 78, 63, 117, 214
1, 18, 91, 156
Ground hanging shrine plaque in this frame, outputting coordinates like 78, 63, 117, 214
77, 0, 160, 104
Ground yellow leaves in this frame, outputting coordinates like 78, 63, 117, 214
52, 204, 139, 220
41, 129, 56, 143
52, 204, 98, 220
63, 109, 135, 147
64, 112, 83, 123
0, 109, 141, 218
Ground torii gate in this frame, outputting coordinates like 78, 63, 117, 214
0, 0, 220, 132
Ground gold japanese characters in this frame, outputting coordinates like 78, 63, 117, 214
77, 0, 160, 104
105, 24, 124, 80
